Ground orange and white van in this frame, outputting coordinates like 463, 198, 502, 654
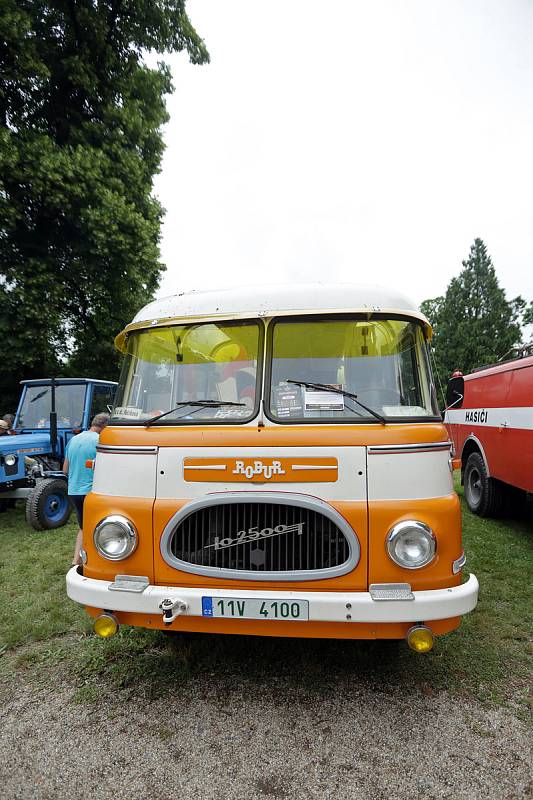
66, 284, 478, 652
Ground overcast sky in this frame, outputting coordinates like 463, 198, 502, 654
150, 0, 533, 311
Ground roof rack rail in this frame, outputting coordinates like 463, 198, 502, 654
469, 343, 533, 373
497, 342, 533, 362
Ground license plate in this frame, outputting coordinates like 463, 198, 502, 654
202, 596, 309, 621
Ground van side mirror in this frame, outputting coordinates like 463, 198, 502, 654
446, 376, 464, 409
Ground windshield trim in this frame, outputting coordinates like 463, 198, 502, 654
110, 318, 265, 427
263, 313, 441, 426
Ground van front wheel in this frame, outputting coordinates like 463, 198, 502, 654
464, 452, 502, 517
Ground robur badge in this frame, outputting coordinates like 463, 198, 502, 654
205, 521, 305, 551
232, 459, 286, 480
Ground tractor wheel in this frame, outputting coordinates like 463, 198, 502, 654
463, 452, 502, 517
26, 478, 72, 531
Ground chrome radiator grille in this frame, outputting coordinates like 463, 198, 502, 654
167, 500, 350, 576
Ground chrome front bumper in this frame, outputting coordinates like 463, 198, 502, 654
66, 568, 479, 624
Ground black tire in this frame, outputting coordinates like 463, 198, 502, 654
25, 478, 72, 531
463, 452, 502, 517
502, 483, 528, 517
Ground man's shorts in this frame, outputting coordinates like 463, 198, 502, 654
69, 495, 86, 528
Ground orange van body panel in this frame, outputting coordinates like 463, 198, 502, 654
99, 422, 449, 449
80, 421, 466, 639
368, 494, 462, 590
83, 493, 155, 583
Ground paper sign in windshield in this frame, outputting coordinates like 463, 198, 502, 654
304, 385, 344, 412
113, 406, 143, 419
273, 383, 304, 418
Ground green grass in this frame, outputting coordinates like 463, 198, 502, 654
0, 508, 90, 650
0, 484, 531, 714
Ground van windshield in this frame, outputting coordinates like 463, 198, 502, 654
268, 317, 439, 422
112, 321, 261, 424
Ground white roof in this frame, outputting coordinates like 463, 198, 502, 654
131, 283, 426, 325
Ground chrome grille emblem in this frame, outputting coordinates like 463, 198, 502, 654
205, 522, 304, 551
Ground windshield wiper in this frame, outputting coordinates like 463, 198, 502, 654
143, 400, 246, 427
286, 379, 387, 424
30, 389, 49, 403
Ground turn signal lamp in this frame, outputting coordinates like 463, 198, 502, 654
407, 625, 434, 653
93, 613, 119, 638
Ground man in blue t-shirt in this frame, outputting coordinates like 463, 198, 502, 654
64, 413, 110, 566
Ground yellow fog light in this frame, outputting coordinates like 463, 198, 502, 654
93, 613, 119, 639
407, 625, 434, 653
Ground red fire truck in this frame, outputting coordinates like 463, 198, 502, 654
444, 346, 533, 516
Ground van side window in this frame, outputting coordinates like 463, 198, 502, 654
398, 334, 422, 407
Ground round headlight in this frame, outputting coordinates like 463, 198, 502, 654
5, 454, 17, 467
93, 515, 137, 561
386, 520, 436, 569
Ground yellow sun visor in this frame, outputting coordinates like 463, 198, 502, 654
114, 321, 260, 365
115, 312, 432, 354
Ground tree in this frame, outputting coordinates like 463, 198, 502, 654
0, 1, 208, 410
421, 239, 525, 386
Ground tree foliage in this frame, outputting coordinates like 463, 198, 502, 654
421, 239, 526, 385
0, 1, 208, 410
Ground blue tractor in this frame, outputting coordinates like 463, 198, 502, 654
0, 378, 117, 530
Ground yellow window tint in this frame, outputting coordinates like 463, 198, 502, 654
114, 321, 261, 423
270, 318, 437, 420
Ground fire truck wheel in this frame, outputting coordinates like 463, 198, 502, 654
25, 478, 72, 531
464, 452, 502, 517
